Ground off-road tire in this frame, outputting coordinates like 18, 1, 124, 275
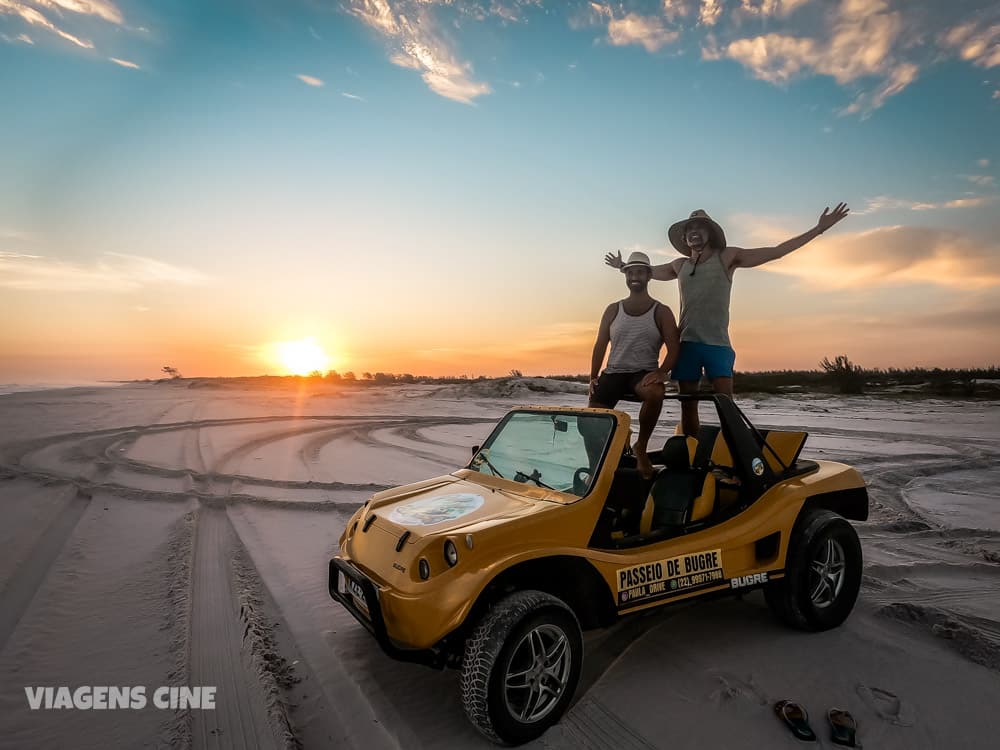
765, 508, 862, 631
460, 590, 582, 745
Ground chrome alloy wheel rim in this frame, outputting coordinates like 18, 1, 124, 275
809, 537, 846, 608
503, 623, 572, 723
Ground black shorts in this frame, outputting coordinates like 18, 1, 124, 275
591, 371, 654, 408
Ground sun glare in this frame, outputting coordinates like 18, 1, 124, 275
275, 337, 331, 376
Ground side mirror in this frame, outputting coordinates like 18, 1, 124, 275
553, 419, 568, 433
471, 445, 480, 456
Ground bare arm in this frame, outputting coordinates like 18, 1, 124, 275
639, 305, 681, 387
729, 203, 849, 270
651, 258, 683, 281
605, 252, 682, 281
589, 303, 617, 395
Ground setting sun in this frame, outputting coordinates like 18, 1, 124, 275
275, 337, 331, 376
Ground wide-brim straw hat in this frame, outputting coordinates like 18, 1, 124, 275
668, 209, 727, 256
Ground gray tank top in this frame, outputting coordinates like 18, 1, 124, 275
605, 301, 662, 373
678, 252, 732, 346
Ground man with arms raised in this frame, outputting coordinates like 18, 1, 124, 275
606, 204, 849, 436
586, 251, 681, 479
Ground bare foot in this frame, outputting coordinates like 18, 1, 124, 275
635, 446, 654, 480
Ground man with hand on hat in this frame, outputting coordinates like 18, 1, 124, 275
606, 204, 849, 437
586, 251, 681, 479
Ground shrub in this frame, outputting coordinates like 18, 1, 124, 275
820, 355, 865, 394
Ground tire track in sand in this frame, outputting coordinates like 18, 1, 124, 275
0, 486, 92, 652
189, 508, 291, 750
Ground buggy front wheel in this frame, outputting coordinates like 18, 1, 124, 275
460, 590, 582, 745
765, 509, 862, 631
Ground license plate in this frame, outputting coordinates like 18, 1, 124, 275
339, 572, 369, 616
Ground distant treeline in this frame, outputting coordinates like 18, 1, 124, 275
310, 360, 999, 396
733, 364, 1000, 396
155, 361, 999, 398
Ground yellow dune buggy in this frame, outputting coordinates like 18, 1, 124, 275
329, 394, 868, 745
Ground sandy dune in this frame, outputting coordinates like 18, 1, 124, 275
0, 380, 998, 749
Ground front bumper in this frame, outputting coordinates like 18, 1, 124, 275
328, 557, 447, 668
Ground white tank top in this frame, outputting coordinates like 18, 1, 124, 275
605, 301, 661, 373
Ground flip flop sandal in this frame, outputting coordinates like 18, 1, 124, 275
828, 708, 859, 747
774, 700, 817, 742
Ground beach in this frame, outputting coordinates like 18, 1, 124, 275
0, 379, 998, 749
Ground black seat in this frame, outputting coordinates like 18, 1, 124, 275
593, 466, 660, 540
641, 436, 716, 533
692, 424, 721, 470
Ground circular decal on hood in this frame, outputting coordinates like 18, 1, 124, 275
388, 493, 485, 526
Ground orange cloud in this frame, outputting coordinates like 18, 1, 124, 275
0, 251, 209, 291
761, 226, 1000, 290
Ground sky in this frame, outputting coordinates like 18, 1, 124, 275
1, 0, 999, 381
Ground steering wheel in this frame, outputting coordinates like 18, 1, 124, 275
573, 467, 592, 496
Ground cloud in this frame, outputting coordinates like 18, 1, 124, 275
341, 91, 366, 101
994, 89, 1000, 98
34, 0, 123, 25
962, 174, 996, 187
0, 252, 209, 292
409, 320, 599, 374
760, 225, 1000, 290
346, 0, 494, 103
855, 194, 998, 214
1, 0, 128, 52
699, 0, 722, 27
942, 20, 1000, 69
736, 0, 814, 18
841, 61, 918, 116
725, 211, 800, 246
607, 12, 680, 52
0, 1, 93, 47
109, 56, 138, 69
629, 0, 995, 116
587, 2, 681, 53
980, 159, 992, 167
661, 0, 693, 22
1, 31, 34, 43
720, 34, 820, 83
297, 74, 324, 87
939, 196, 996, 208
719, 0, 907, 89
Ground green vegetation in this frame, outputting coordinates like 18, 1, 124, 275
150, 362, 1000, 398
731, 363, 998, 397
820, 355, 866, 394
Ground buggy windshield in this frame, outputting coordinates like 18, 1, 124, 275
469, 411, 615, 497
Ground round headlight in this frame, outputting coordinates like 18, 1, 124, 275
444, 539, 458, 567
418, 558, 430, 580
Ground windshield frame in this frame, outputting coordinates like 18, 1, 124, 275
464, 408, 619, 501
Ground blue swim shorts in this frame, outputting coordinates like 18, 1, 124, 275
671, 342, 736, 382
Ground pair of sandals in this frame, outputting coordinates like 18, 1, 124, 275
774, 700, 858, 746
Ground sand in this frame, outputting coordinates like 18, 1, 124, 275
0, 379, 998, 749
